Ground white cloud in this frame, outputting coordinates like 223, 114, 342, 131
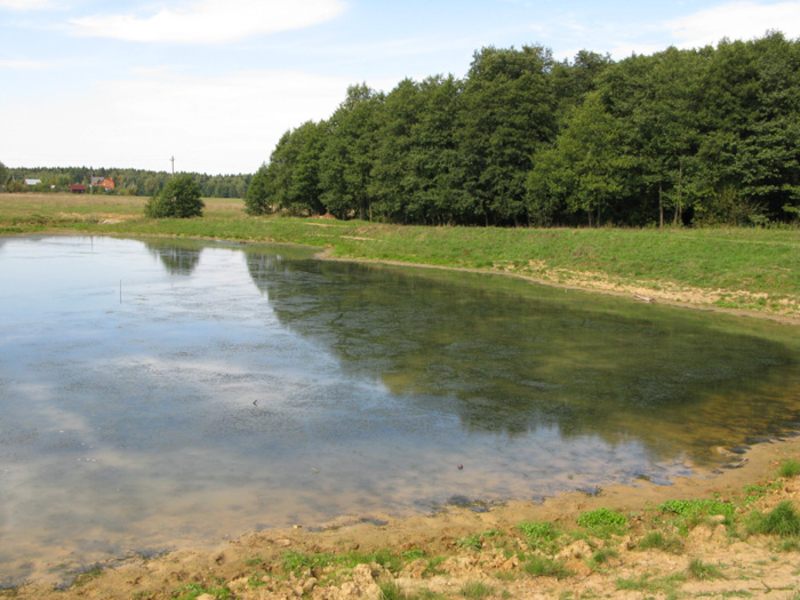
68, 0, 346, 44
668, 1, 800, 49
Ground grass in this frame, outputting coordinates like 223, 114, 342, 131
778, 458, 800, 478
459, 581, 494, 598
687, 558, 725, 580
524, 555, 573, 579
173, 582, 232, 600
2, 192, 799, 316
746, 501, 800, 537
638, 531, 685, 554
576, 508, 628, 536
515, 520, 562, 554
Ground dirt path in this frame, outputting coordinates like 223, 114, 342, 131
9, 436, 800, 599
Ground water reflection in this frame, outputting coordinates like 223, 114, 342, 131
0, 235, 798, 587
245, 253, 800, 462
143, 238, 203, 275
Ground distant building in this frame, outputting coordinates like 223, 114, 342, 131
24, 178, 42, 186
69, 184, 86, 194
91, 176, 115, 190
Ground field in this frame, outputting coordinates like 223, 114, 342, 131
1, 192, 798, 318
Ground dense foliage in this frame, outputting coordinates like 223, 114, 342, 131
252, 33, 800, 227
143, 174, 204, 218
2, 165, 250, 199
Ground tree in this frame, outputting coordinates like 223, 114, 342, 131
144, 173, 204, 218
0, 161, 7, 189
245, 163, 273, 215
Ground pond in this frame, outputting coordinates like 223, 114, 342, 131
1, 235, 799, 586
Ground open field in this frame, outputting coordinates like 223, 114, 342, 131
1, 192, 798, 318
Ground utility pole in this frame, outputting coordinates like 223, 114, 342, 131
171, 156, 175, 177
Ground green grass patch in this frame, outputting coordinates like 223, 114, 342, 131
687, 557, 725, 580
172, 582, 232, 600
516, 520, 562, 554
459, 581, 494, 599
577, 508, 628, 536
778, 458, 800, 478
637, 531, 685, 554
746, 501, 800, 537
524, 555, 573, 579
3, 193, 799, 318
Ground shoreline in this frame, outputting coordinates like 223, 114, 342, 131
9, 434, 800, 598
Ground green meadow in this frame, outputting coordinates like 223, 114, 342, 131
1, 192, 798, 317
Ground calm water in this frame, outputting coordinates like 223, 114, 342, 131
1, 235, 799, 585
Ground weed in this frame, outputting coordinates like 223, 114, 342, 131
172, 582, 232, 600
577, 508, 628, 536
458, 535, 483, 551
516, 520, 561, 554
379, 581, 422, 600
524, 555, 572, 579
658, 498, 735, 519
747, 501, 800, 537
778, 458, 800, 478
459, 581, 493, 599
281, 550, 333, 575
637, 531, 685, 554
244, 556, 264, 567
401, 548, 427, 561
588, 547, 618, 569
616, 572, 685, 596
688, 557, 724, 580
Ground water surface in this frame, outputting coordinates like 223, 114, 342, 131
1, 235, 798, 586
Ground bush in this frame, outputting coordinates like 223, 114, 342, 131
778, 458, 800, 478
747, 501, 800, 537
144, 174, 204, 218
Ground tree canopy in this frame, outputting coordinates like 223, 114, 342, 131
249, 32, 800, 227
144, 173, 204, 218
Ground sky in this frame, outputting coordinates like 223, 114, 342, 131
1, 0, 799, 175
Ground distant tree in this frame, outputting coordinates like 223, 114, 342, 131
144, 173, 204, 218
0, 161, 7, 189
245, 163, 273, 215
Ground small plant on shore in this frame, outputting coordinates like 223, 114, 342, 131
687, 557, 724, 580
616, 572, 685, 596
659, 498, 736, 531
637, 531, 685, 554
746, 501, 800, 537
588, 547, 618, 569
459, 581, 493, 599
577, 507, 628, 536
778, 458, 800, 478
173, 582, 232, 600
516, 520, 561, 554
524, 555, 572, 579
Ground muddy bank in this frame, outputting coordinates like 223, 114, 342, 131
9, 434, 800, 599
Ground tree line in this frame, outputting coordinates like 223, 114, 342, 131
247, 32, 800, 227
0, 164, 251, 199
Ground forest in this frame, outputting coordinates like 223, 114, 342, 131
246, 32, 800, 228
1, 165, 251, 200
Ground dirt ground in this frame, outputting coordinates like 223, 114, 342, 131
7, 435, 800, 599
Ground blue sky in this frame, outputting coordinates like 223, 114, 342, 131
2, 0, 799, 175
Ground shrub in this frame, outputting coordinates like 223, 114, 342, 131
144, 174, 204, 218
524, 555, 572, 579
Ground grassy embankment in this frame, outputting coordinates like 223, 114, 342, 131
1, 192, 798, 317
